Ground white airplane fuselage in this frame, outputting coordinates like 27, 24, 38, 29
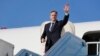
0, 21, 100, 55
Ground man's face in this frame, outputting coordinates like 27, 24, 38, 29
50, 12, 57, 21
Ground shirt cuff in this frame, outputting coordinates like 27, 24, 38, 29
65, 13, 68, 15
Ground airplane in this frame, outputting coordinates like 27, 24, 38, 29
0, 21, 100, 56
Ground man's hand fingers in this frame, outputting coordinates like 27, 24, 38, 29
64, 4, 70, 13
41, 38, 45, 43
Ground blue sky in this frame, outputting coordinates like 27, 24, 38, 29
0, 0, 100, 28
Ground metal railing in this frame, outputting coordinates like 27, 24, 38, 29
87, 42, 100, 56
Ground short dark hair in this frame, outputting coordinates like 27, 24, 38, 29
50, 10, 58, 14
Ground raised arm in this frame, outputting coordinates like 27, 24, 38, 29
61, 13, 69, 26
61, 4, 70, 26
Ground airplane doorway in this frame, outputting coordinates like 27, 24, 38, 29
82, 30, 100, 55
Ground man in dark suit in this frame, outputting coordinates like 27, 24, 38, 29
41, 4, 69, 53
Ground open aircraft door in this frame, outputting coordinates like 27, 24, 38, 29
82, 30, 100, 56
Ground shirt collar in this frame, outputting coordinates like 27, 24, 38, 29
50, 21, 56, 24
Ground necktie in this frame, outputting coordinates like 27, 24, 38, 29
49, 23, 55, 32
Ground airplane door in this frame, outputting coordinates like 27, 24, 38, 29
82, 30, 100, 55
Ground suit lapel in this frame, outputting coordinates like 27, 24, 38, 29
47, 23, 51, 32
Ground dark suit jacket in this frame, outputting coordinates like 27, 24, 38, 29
41, 14, 69, 52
